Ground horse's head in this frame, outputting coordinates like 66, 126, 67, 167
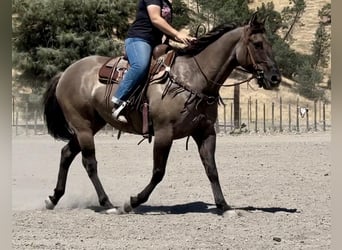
235, 13, 281, 90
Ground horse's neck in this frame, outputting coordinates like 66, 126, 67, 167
193, 28, 243, 94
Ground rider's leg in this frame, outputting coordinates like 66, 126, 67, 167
112, 37, 152, 122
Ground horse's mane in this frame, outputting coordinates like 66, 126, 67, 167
175, 23, 237, 57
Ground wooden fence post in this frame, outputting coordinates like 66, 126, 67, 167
271, 102, 275, 131
15, 111, 19, 136
25, 102, 29, 136
296, 98, 299, 132
323, 103, 326, 131
223, 103, 227, 134
314, 100, 317, 131
34, 110, 37, 135
12, 95, 15, 125
279, 97, 283, 132
319, 100, 322, 122
234, 85, 240, 129
255, 99, 258, 133
247, 98, 250, 131
230, 102, 233, 131
306, 105, 309, 131
239, 107, 242, 128
216, 118, 220, 133
263, 103, 266, 133
43, 117, 47, 134
288, 103, 291, 132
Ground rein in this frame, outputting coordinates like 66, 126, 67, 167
192, 25, 266, 89
161, 71, 222, 108
192, 56, 256, 88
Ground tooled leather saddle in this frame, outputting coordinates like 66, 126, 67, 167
98, 44, 176, 142
98, 44, 175, 86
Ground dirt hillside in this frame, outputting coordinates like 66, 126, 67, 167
249, 0, 330, 55
184, 0, 331, 105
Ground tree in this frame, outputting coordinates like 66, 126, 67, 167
281, 0, 306, 43
171, 0, 194, 30
311, 3, 331, 70
311, 24, 330, 70
318, 3, 331, 25
252, 2, 299, 79
294, 61, 324, 101
255, 2, 283, 42
194, 0, 250, 29
12, 0, 136, 89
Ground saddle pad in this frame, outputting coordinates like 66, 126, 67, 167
98, 57, 128, 84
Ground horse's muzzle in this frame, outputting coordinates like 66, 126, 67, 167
271, 74, 281, 86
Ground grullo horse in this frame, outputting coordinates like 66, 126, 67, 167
43, 13, 281, 214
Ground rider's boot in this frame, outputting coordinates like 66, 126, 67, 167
112, 101, 128, 123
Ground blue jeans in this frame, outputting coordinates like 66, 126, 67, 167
112, 38, 152, 104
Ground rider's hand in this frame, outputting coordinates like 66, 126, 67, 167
174, 32, 197, 45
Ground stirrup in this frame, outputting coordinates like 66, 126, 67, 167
112, 102, 128, 123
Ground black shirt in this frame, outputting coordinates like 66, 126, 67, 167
127, 0, 172, 47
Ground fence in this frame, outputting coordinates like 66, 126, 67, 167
216, 97, 331, 134
12, 97, 331, 136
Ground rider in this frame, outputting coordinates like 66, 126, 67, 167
111, 0, 196, 122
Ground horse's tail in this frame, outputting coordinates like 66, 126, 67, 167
43, 72, 74, 141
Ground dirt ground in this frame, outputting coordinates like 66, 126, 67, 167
12, 131, 331, 250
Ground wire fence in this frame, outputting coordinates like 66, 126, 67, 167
12, 97, 331, 136
216, 97, 331, 134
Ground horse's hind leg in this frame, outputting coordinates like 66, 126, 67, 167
192, 128, 230, 212
77, 129, 114, 209
45, 136, 81, 209
46, 129, 114, 210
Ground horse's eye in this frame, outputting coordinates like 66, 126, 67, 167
254, 42, 263, 49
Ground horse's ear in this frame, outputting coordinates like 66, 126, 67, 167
249, 12, 259, 26
261, 15, 269, 25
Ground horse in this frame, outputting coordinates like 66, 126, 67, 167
43, 13, 281, 214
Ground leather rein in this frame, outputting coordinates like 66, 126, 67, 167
192, 26, 266, 89
159, 26, 267, 107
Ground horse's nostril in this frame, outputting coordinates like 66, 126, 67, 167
271, 75, 281, 84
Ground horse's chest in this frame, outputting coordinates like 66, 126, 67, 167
171, 109, 216, 138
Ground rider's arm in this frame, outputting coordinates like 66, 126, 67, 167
147, 5, 194, 45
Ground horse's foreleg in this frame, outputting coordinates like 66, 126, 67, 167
125, 133, 173, 212
192, 129, 230, 211
78, 130, 114, 209
45, 137, 80, 209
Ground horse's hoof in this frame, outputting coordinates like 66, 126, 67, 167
45, 197, 55, 210
103, 208, 121, 214
123, 201, 133, 213
103, 207, 126, 215
226, 209, 240, 217
217, 203, 231, 212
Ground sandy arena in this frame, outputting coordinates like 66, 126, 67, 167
12, 132, 331, 249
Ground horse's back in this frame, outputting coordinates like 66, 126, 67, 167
56, 55, 108, 94
55, 55, 112, 129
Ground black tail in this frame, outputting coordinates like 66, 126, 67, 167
43, 72, 74, 141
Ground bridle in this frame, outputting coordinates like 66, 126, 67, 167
192, 25, 266, 88
160, 25, 268, 107
245, 40, 266, 88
